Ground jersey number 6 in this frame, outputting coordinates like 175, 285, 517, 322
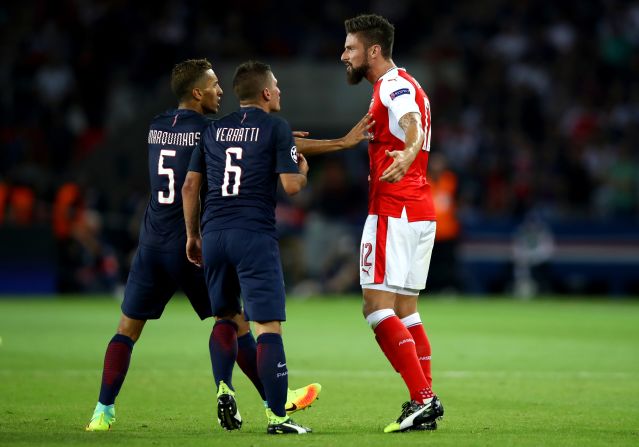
222, 147, 243, 197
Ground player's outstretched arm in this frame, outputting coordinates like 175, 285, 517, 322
380, 112, 424, 183
280, 154, 308, 196
182, 171, 203, 266
295, 114, 373, 156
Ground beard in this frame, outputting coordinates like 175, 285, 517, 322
346, 62, 369, 85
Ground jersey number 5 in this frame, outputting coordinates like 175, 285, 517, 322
222, 147, 243, 196
158, 149, 176, 204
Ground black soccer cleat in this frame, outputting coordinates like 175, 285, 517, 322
408, 420, 438, 431
383, 396, 444, 433
266, 409, 311, 434
216, 381, 242, 431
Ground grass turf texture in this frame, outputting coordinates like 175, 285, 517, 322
0, 295, 638, 446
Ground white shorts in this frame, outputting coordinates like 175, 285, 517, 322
359, 209, 436, 294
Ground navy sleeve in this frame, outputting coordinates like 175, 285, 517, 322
273, 118, 299, 174
187, 128, 207, 173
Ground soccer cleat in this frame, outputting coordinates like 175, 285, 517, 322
85, 402, 116, 431
408, 420, 438, 431
383, 396, 444, 433
285, 383, 322, 415
266, 408, 312, 434
216, 381, 242, 431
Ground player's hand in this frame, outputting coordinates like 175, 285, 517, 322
380, 149, 417, 183
186, 237, 203, 267
297, 153, 309, 176
292, 130, 309, 138
341, 114, 374, 148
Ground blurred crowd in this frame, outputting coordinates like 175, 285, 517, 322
1, 1, 638, 293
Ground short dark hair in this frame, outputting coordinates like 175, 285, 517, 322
233, 61, 272, 101
344, 14, 395, 59
170, 58, 212, 101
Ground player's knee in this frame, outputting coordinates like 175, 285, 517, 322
362, 300, 389, 318
254, 321, 281, 336
234, 317, 251, 336
117, 316, 146, 342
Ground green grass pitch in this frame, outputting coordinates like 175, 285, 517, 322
1, 295, 638, 446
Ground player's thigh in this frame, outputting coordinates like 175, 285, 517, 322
359, 214, 384, 284
360, 213, 418, 288
404, 220, 436, 290
394, 294, 419, 318
384, 213, 424, 288
229, 230, 286, 323
121, 246, 177, 320
202, 232, 242, 318
176, 256, 214, 320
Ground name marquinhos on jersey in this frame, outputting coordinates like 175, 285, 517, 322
147, 130, 200, 146
216, 127, 260, 142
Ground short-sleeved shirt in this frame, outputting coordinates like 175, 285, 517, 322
367, 67, 435, 221
139, 108, 211, 251
189, 107, 299, 238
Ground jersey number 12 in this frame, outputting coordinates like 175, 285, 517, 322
222, 147, 243, 196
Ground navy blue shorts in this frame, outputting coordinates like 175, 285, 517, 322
121, 245, 213, 320
202, 229, 286, 322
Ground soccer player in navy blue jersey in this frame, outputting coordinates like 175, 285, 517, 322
85, 59, 223, 432
86, 58, 367, 433
183, 61, 316, 434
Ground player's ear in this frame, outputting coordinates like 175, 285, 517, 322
262, 87, 271, 102
192, 87, 203, 101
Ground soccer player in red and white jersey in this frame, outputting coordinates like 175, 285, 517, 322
341, 14, 444, 433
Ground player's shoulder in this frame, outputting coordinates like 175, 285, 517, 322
213, 110, 241, 126
265, 113, 291, 129
379, 68, 414, 97
150, 108, 210, 129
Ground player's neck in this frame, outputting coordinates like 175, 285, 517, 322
367, 59, 396, 84
239, 101, 269, 113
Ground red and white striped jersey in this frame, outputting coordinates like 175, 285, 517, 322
367, 67, 435, 221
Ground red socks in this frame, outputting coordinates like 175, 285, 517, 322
407, 324, 432, 387
373, 315, 432, 402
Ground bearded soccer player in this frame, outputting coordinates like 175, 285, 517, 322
85, 59, 320, 432
339, 14, 444, 432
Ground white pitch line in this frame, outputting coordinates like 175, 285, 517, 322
0, 369, 635, 379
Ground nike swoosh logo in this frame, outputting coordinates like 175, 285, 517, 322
277, 362, 286, 368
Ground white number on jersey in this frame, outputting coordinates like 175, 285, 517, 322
158, 149, 176, 204
222, 147, 243, 196
422, 98, 431, 152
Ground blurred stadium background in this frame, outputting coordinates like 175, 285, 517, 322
1, 0, 638, 297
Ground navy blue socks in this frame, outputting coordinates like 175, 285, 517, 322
98, 334, 134, 405
256, 333, 288, 417
209, 320, 238, 390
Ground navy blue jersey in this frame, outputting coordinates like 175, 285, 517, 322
190, 107, 299, 238
139, 109, 211, 251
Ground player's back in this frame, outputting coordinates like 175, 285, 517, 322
199, 107, 297, 238
140, 109, 210, 250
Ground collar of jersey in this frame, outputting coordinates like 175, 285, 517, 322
239, 106, 264, 112
376, 66, 404, 83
